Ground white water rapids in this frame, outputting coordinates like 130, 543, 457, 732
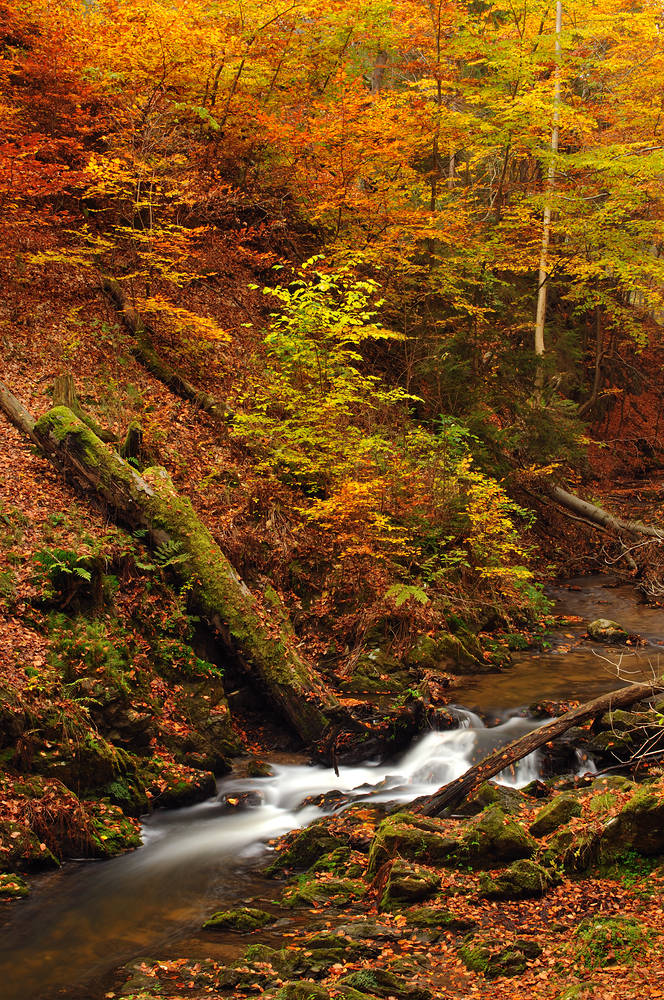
0, 710, 581, 1000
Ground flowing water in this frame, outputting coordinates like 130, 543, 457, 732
1, 575, 663, 1000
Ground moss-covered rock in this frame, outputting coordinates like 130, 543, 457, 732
282, 873, 366, 908
339, 968, 431, 1000
600, 784, 664, 859
406, 906, 476, 932
87, 800, 141, 857
366, 812, 458, 876
266, 822, 350, 875
459, 934, 542, 978
405, 632, 486, 675
0, 872, 29, 898
309, 845, 353, 874
529, 793, 582, 837
203, 906, 277, 931
542, 824, 600, 873
340, 649, 413, 695
587, 619, 628, 644
462, 806, 537, 867
456, 781, 527, 817
0, 820, 58, 871
478, 859, 555, 899
248, 758, 274, 777
305, 930, 380, 961
379, 859, 441, 910
145, 760, 216, 809
275, 983, 330, 1000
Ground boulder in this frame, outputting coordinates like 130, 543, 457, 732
456, 781, 527, 817
478, 859, 555, 899
529, 793, 582, 837
462, 806, 537, 867
203, 906, 276, 932
266, 822, 349, 875
0, 872, 28, 898
587, 619, 628, 644
600, 785, 664, 859
339, 968, 431, 1000
282, 874, 366, 908
459, 934, 542, 978
366, 812, 458, 876
407, 906, 476, 932
276, 984, 330, 1000
380, 859, 441, 910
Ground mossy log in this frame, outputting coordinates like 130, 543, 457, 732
32, 405, 339, 743
53, 373, 116, 443
102, 278, 231, 420
415, 680, 664, 816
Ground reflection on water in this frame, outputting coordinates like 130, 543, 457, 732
2, 574, 662, 1000
454, 575, 664, 713
0, 713, 542, 1000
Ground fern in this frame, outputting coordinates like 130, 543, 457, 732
385, 582, 429, 607
135, 539, 190, 572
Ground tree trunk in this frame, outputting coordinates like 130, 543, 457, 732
548, 485, 664, 540
53, 373, 116, 443
0, 380, 37, 440
533, 0, 563, 393
415, 680, 664, 816
24, 404, 340, 744
102, 278, 231, 420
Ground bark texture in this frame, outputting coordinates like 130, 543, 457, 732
29, 405, 339, 743
548, 485, 664, 540
415, 680, 664, 816
0, 380, 37, 440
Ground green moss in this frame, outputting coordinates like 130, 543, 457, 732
462, 806, 537, 866
282, 874, 366, 908
87, 800, 141, 857
275, 983, 331, 1000
529, 793, 582, 837
380, 859, 441, 910
266, 822, 349, 875
478, 859, 555, 899
203, 906, 277, 931
406, 906, 476, 932
459, 936, 542, 979
0, 872, 29, 898
339, 968, 431, 1000
366, 812, 458, 876
572, 916, 649, 970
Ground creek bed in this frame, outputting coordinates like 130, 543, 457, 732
1, 575, 663, 1000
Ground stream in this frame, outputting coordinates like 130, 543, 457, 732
1, 575, 664, 1000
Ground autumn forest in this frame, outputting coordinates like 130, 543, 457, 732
3, 1, 664, 998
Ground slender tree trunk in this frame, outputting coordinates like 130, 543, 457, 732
416, 680, 664, 816
534, 0, 563, 393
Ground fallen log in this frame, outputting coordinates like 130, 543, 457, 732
415, 680, 664, 816
102, 278, 231, 420
548, 485, 664, 541
0, 380, 37, 440
3, 398, 341, 744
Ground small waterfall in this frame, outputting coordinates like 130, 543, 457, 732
0, 709, 575, 1000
